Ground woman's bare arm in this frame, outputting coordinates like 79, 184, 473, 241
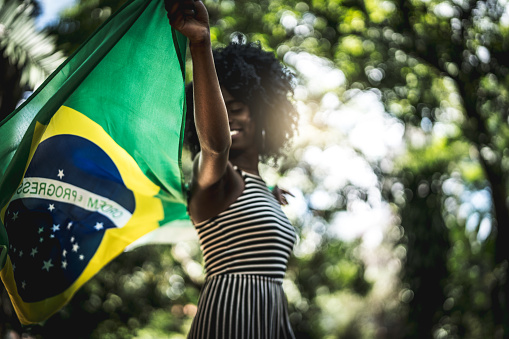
166, 0, 231, 189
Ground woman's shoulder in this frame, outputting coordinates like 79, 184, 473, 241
187, 159, 245, 224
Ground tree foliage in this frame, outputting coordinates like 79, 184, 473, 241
2, 0, 509, 338
0, 0, 65, 121
200, 0, 509, 337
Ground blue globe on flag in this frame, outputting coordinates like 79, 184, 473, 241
4, 134, 135, 302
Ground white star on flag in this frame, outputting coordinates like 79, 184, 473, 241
57, 169, 65, 179
62, 260, 68, 269
62, 249, 67, 257
22, 281, 26, 289
38, 227, 44, 234
11, 212, 18, 221
52, 224, 60, 232
42, 259, 53, 272
94, 222, 104, 230
67, 222, 73, 229
30, 247, 38, 257
48, 204, 55, 211
79, 254, 85, 260
72, 243, 80, 252
19, 250, 23, 257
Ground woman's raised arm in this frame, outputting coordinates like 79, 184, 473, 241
165, 0, 231, 189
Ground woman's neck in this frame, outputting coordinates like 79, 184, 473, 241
229, 149, 260, 176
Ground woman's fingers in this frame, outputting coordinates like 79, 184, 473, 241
165, 0, 201, 21
164, 0, 210, 43
193, 1, 209, 24
273, 186, 293, 205
280, 188, 295, 198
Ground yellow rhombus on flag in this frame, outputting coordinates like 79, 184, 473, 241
0, 0, 192, 325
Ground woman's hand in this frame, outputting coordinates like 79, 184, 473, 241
164, 0, 210, 45
272, 186, 294, 206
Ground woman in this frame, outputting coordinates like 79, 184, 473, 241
166, 1, 299, 338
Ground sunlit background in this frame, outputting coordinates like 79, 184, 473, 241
36, 0, 76, 28
2, 0, 509, 338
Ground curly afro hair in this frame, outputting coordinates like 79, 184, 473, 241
184, 41, 298, 163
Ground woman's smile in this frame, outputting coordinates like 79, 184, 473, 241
222, 87, 256, 148
230, 128, 241, 137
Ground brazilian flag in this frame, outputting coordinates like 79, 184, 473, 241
0, 0, 190, 325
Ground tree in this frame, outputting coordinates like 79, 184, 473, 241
5, 0, 509, 337
48, 0, 128, 55
0, 0, 65, 121
193, 0, 509, 336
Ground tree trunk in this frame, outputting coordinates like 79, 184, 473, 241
479, 155, 509, 338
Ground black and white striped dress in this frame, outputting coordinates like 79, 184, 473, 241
188, 168, 297, 339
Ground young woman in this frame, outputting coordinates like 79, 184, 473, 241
166, 1, 299, 338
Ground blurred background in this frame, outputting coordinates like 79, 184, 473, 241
1, 0, 509, 337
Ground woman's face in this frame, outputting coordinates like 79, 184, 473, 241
221, 87, 257, 151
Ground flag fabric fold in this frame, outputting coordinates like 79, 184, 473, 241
0, 0, 189, 325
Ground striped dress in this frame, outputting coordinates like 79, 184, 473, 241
188, 168, 297, 339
